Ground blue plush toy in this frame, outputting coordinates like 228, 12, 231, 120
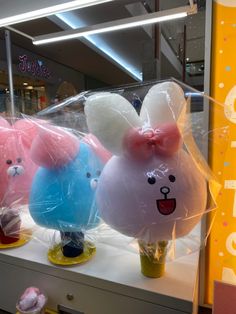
29, 126, 108, 258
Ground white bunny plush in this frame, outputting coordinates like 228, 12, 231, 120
85, 82, 207, 244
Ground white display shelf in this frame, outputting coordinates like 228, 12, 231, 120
0, 228, 199, 314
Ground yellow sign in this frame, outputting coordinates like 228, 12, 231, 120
205, 0, 236, 304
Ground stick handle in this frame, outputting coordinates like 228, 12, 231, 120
138, 240, 168, 278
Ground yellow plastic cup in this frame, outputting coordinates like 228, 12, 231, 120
139, 240, 168, 278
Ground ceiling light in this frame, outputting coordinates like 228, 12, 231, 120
55, 12, 142, 81
0, 1, 113, 27
23, 82, 28, 86
186, 57, 190, 61
33, 5, 197, 45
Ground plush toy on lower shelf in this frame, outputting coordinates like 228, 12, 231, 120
29, 125, 109, 265
16, 287, 47, 314
85, 81, 207, 278
0, 118, 38, 246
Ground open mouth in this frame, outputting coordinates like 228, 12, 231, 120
156, 198, 176, 215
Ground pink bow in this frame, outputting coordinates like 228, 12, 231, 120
123, 123, 182, 161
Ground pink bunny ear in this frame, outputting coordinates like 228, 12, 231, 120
13, 119, 41, 149
14, 119, 37, 132
0, 117, 11, 128
31, 126, 79, 168
123, 123, 182, 161
83, 133, 112, 163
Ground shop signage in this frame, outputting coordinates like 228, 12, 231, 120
205, 0, 236, 305
18, 55, 51, 79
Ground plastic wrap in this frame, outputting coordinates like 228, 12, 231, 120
0, 117, 39, 247
27, 119, 110, 265
16, 287, 47, 314
34, 78, 229, 276
83, 80, 227, 277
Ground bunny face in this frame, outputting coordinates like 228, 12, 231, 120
29, 127, 106, 232
0, 120, 38, 207
97, 150, 206, 242
85, 81, 207, 243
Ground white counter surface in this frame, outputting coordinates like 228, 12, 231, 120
0, 227, 199, 313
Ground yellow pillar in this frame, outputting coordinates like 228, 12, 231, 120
205, 0, 236, 305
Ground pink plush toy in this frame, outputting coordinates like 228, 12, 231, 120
16, 287, 47, 314
85, 81, 207, 277
0, 117, 38, 243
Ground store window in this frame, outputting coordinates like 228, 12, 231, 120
0, 70, 47, 115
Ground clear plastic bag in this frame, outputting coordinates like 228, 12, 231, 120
16, 287, 47, 314
83, 79, 226, 277
0, 117, 39, 246
26, 118, 110, 264
34, 78, 229, 276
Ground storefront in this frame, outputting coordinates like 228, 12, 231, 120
0, 67, 47, 114
0, 38, 88, 115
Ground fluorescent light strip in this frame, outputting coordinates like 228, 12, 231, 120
0, 0, 113, 27
33, 6, 192, 45
56, 12, 142, 80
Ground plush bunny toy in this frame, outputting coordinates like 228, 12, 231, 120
29, 125, 110, 258
0, 118, 38, 244
85, 82, 207, 276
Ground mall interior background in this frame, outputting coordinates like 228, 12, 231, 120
0, 0, 206, 116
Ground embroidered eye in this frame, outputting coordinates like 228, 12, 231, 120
148, 176, 156, 185
17, 158, 22, 163
86, 172, 91, 178
6, 160, 12, 165
96, 170, 101, 176
169, 175, 176, 182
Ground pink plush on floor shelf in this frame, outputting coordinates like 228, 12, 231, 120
16, 287, 47, 314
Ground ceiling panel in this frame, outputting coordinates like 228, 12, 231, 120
6, 1, 153, 84
1, 17, 136, 85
